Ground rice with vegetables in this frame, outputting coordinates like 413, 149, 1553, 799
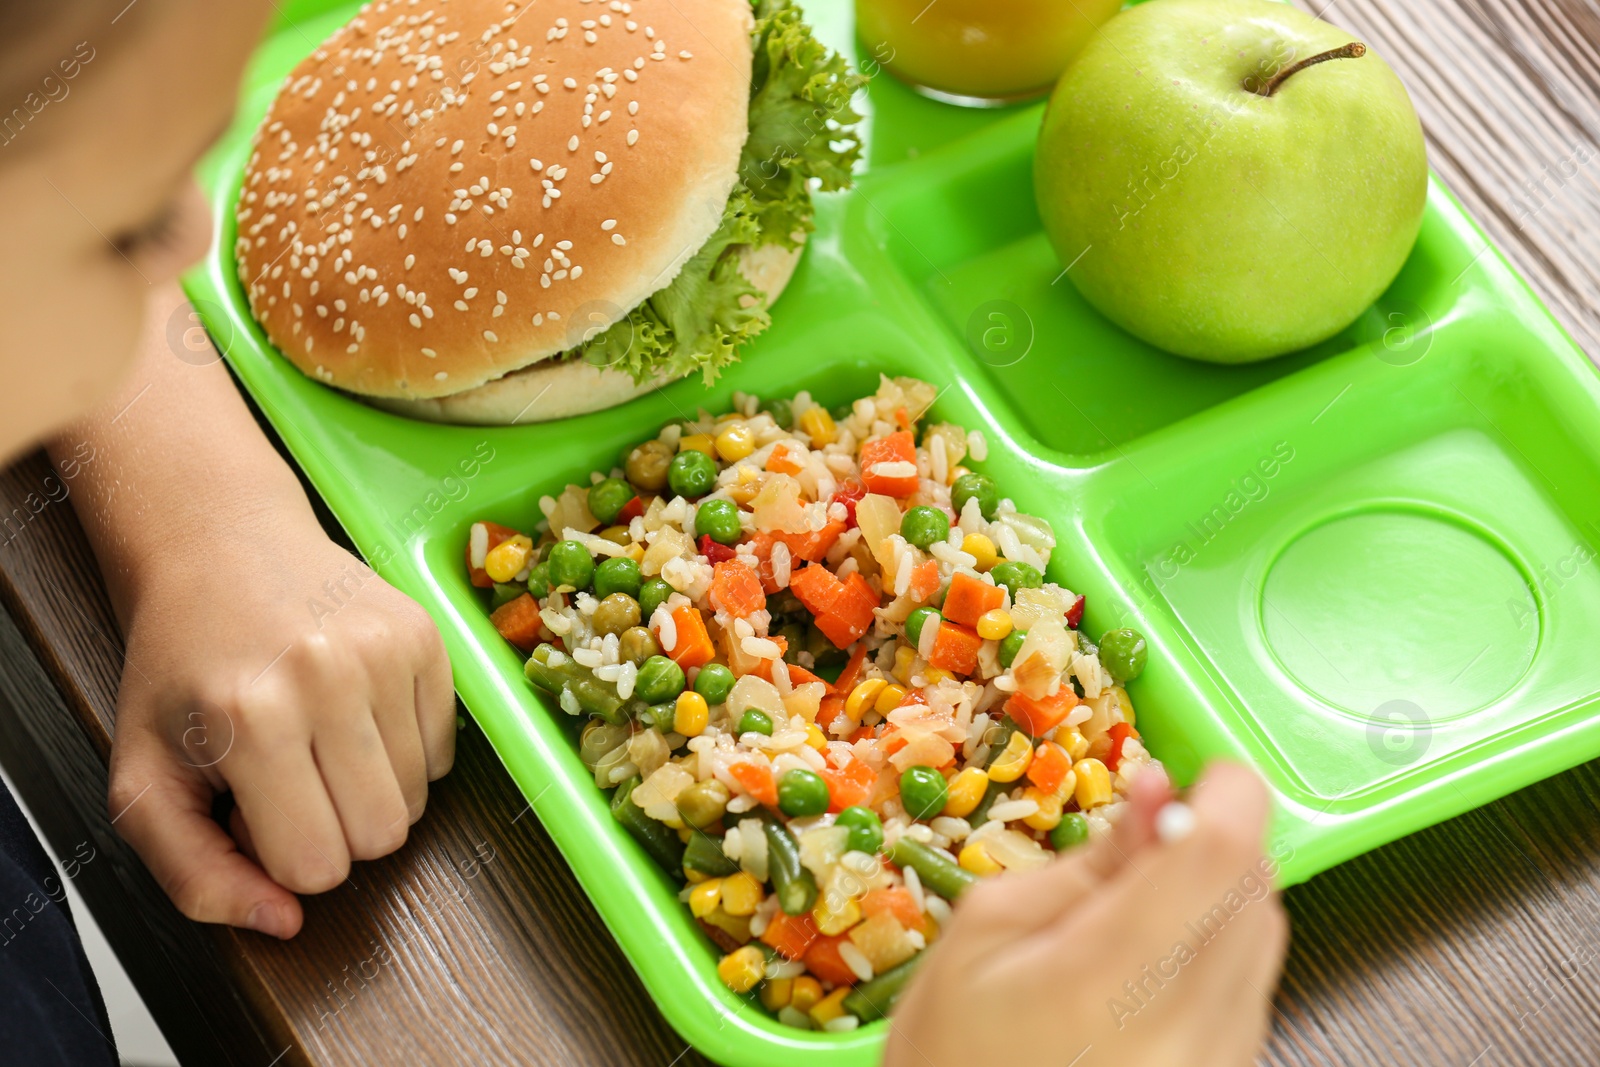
469, 376, 1162, 1030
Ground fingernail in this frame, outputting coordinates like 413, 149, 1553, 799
1156, 801, 1196, 844
246, 901, 288, 938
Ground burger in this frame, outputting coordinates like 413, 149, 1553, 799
235, 0, 862, 424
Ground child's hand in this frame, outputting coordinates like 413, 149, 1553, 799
885, 764, 1287, 1067
105, 521, 455, 938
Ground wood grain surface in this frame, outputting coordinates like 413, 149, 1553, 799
3, 1, 1600, 1065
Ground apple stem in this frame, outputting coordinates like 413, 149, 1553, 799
1250, 41, 1368, 97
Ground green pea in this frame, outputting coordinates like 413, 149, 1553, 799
588, 477, 635, 526
547, 540, 595, 590
905, 607, 940, 648
900, 506, 950, 550
999, 629, 1027, 668
694, 498, 743, 545
1051, 812, 1091, 852
593, 556, 642, 600
635, 655, 685, 704
990, 560, 1043, 599
667, 449, 718, 499
619, 626, 659, 665
1098, 628, 1148, 683
836, 806, 883, 855
639, 578, 673, 620
526, 561, 552, 600
592, 593, 641, 638
490, 582, 526, 610
830, 402, 853, 422
950, 472, 999, 522
693, 663, 736, 704
777, 769, 830, 818
737, 708, 774, 737
763, 397, 794, 430
899, 766, 948, 821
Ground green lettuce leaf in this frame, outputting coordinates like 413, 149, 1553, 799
568, 0, 864, 384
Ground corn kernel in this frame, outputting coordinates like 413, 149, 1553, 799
715, 423, 757, 462
623, 543, 646, 564
959, 842, 1003, 876
717, 946, 766, 994
677, 826, 693, 842
484, 534, 533, 583
1112, 685, 1136, 727
812, 891, 862, 936
923, 666, 954, 685
805, 724, 827, 750
674, 691, 710, 737
760, 977, 794, 1012
679, 433, 716, 456
599, 525, 632, 546
875, 683, 907, 715
790, 976, 824, 1013
988, 730, 1035, 783
845, 679, 888, 721
720, 872, 764, 916
685, 867, 709, 884
1021, 786, 1064, 831
942, 767, 990, 818
797, 406, 837, 446
961, 533, 998, 572
950, 465, 972, 482
1074, 757, 1113, 809
809, 987, 852, 1026
1059, 727, 1090, 762
892, 646, 916, 685
689, 879, 723, 918
976, 609, 1013, 641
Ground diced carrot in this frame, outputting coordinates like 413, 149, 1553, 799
1107, 721, 1141, 772
489, 594, 544, 652
659, 604, 715, 669
861, 887, 922, 930
1004, 687, 1080, 737
743, 532, 782, 593
815, 572, 879, 649
848, 726, 873, 744
941, 572, 1005, 628
803, 935, 858, 987
859, 431, 919, 497
893, 406, 912, 431
1027, 741, 1073, 794
468, 521, 522, 588
751, 651, 836, 692
712, 560, 766, 619
821, 759, 875, 812
927, 621, 982, 676
817, 694, 847, 732
881, 732, 909, 758
729, 762, 778, 808
775, 519, 847, 563
789, 563, 843, 618
907, 559, 941, 604
835, 643, 871, 696
761, 911, 819, 960
784, 662, 833, 691
766, 443, 805, 475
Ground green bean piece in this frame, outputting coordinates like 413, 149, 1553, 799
682, 830, 740, 876
523, 644, 630, 725
490, 582, 527, 610
965, 777, 1010, 830
611, 776, 685, 872
843, 953, 924, 1022
760, 812, 818, 915
886, 838, 977, 900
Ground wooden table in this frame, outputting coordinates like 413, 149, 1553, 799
4, 1, 1600, 1063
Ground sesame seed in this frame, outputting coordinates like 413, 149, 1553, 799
435, 371, 449, 380
409, 313, 422, 328
406, 254, 416, 269
628, 100, 638, 114
612, 233, 626, 245
601, 219, 616, 230
568, 135, 579, 151
563, 77, 577, 89
590, 174, 604, 184
422, 348, 437, 358
484, 331, 499, 342
679, 51, 692, 59
627, 129, 639, 146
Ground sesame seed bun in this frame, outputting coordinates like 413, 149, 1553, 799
234, 0, 755, 406
371, 237, 803, 424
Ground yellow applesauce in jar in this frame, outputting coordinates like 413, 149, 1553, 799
856, 0, 1124, 105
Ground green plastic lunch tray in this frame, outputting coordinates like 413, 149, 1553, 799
188, 1, 1600, 1063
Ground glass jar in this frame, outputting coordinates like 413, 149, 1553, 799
856, 0, 1124, 107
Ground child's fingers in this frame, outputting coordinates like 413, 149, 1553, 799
311, 695, 414, 862
110, 741, 302, 938
221, 690, 351, 894
368, 661, 430, 824
409, 613, 457, 781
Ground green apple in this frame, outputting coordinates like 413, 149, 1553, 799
1035, 0, 1428, 363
